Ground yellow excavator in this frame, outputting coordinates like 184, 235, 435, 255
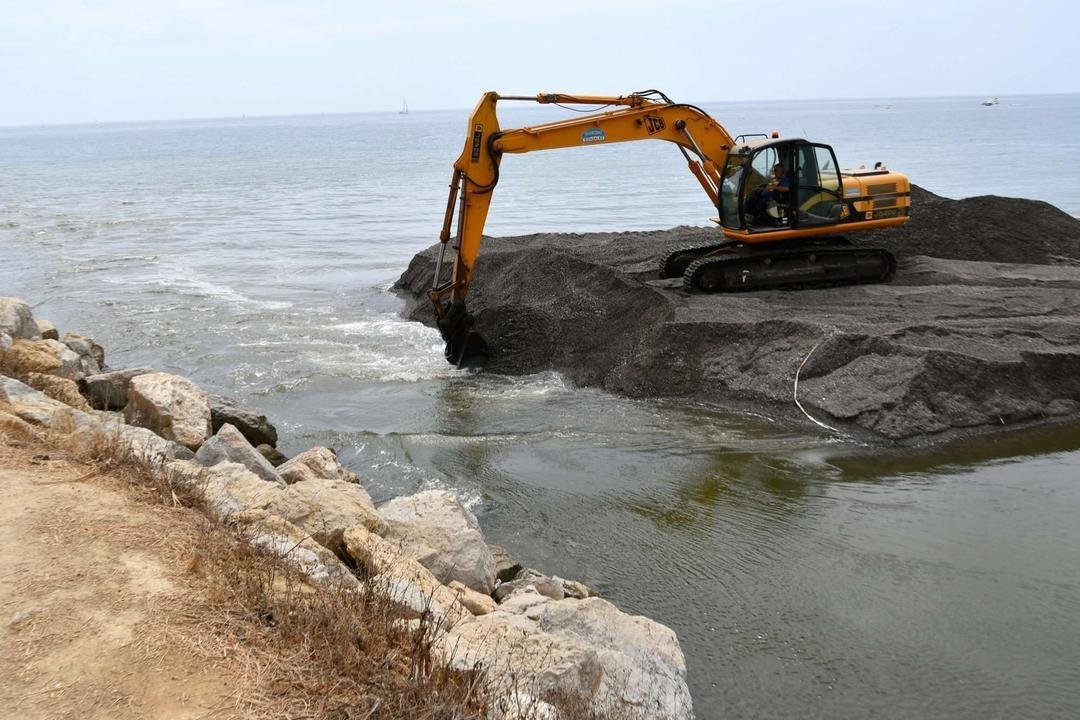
428, 90, 911, 366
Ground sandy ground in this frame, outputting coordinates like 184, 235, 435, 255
0, 437, 244, 719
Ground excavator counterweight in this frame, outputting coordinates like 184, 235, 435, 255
428, 91, 910, 367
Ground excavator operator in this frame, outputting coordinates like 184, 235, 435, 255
746, 163, 790, 224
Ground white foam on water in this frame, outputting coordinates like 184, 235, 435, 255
101, 268, 293, 310
469, 371, 572, 400
322, 316, 461, 382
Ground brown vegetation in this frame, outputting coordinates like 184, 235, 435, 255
1, 402, 634, 720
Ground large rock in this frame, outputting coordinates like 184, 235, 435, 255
556, 576, 595, 600
433, 611, 602, 704
24, 372, 91, 411
370, 574, 456, 622
1, 338, 83, 380
497, 587, 555, 616
489, 543, 523, 584
208, 394, 278, 448
257, 443, 289, 467
494, 569, 565, 603
194, 423, 283, 485
342, 524, 469, 628
490, 691, 559, 720
231, 510, 360, 590
80, 367, 154, 410
379, 489, 496, 594
109, 423, 194, 463
531, 597, 692, 720
0, 374, 95, 430
265, 476, 387, 558
0, 375, 191, 462
0, 406, 42, 440
124, 372, 212, 450
35, 319, 58, 341
0, 298, 40, 340
168, 460, 284, 520
60, 332, 104, 375
395, 189, 1080, 444
448, 580, 497, 616
277, 446, 358, 485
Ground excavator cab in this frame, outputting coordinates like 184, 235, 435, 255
680, 137, 906, 292
719, 139, 845, 234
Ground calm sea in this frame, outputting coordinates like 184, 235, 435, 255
2, 94, 1079, 719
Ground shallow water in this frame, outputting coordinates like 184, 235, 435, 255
2, 95, 1080, 718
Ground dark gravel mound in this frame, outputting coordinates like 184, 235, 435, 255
396, 187, 1080, 443
862, 186, 1080, 265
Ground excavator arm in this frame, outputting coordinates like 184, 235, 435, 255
428, 91, 738, 366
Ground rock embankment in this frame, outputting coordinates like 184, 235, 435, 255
396, 187, 1080, 443
0, 296, 694, 720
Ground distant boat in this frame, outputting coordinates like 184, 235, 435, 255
399, 98, 409, 115
982, 96, 999, 106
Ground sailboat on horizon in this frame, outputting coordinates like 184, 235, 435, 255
399, 98, 409, 115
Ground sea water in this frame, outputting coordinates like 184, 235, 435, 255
2, 94, 1079, 719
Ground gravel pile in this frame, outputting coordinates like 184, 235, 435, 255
397, 186, 1080, 443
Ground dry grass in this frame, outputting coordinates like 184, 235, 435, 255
1, 390, 645, 720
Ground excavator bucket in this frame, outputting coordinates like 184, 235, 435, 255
437, 300, 489, 369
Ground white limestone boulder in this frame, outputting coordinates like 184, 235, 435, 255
24, 372, 91, 411
0, 374, 97, 431
497, 587, 554, 616
265, 476, 387, 558
207, 393, 278, 448
433, 611, 602, 704
2, 338, 83, 380
0, 298, 40, 340
35, 318, 59, 341
109, 423, 194, 463
231, 509, 360, 590
490, 691, 560, 720
80, 367, 154, 410
489, 543, 523, 584
379, 489, 496, 594
194, 423, 283, 485
0, 375, 191, 462
370, 574, 453, 622
343, 524, 469, 628
167, 460, 284, 520
530, 597, 693, 720
278, 446, 358, 484
124, 372, 211, 450
448, 580, 497, 616
60, 332, 104, 376
494, 569, 565, 603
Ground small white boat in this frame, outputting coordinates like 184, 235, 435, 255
982, 96, 999, 106
399, 98, 409, 115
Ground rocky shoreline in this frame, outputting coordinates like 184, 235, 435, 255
0, 296, 693, 719
396, 187, 1080, 445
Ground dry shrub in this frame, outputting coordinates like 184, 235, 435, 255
189, 525, 496, 719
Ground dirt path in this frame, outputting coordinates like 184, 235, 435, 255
0, 439, 244, 719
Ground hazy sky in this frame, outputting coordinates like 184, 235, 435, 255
2, 0, 1077, 126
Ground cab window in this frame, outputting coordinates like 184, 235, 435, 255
795, 144, 843, 226
719, 155, 746, 229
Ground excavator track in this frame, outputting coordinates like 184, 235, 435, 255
682, 239, 896, 293
659, 239, 735, 279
